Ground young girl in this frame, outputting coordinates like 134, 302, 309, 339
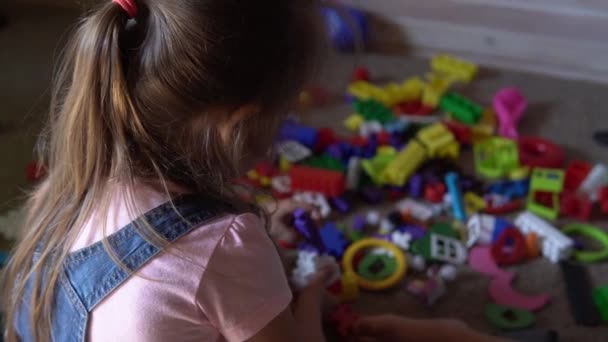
3, 0, 327, 341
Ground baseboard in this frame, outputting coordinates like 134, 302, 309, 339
340, 0, 608, 83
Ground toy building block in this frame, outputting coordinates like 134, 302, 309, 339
344, 114, 364, 131
329, 304, 361, 337
578, 164, 607, 201
319, 223, 350, 259
291, 251, 341, 290
440, 92, 483, 125
429, 234, 467, 264
518, 136, 565, 169
471, 108, 497, 142
514, 212, 573, 263
346, 157, 362, 191
359, 121, 383, 137
431, 54, 478, 83
564, 160, 593, 192
396, 198, 435, 222
293, 192, 331, 219
445, 172, 467, 222
600, 186, 608, 215
361, 148, 397, 185
422, 76, 451, 108
491, 228, 528, 266
474, 137, 520, 179
289, 165, 346, 197
592, 287, 608, 321
527, 168, 565, 220
466, 214, 496, 246
354, 99, 395, 124
417, 123, 460, 159
293, 209, 326, 253
464, 192, 487, 214
305, 153, 346, 172
493, 88, 527, 139
279, 121, 319, 148
424, 182, 447, 204
276, 140, 312, 163
380, 140, 427, 186
560, 192, 593, 221
352, 66, 370, 82
340, 271, 360, 302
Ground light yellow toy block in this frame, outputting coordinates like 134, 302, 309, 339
383, 83, 403, 106
437, 141, 460, 159
361, 147, 397, 185
431, 54, 478, 83
401, 77, 425, 102
344, 114, 364, 131
421, 77, 450, 108
347, 81, 374, 100
417, 123, 456, 158
426, 72, 457, 88
509, 166, 530, 181
279, 157, 291, 172
472, 108, 497, 142
380, 140, 427, 186
464, 192, 487, 214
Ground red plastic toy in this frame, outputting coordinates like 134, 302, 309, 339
518, 136, 565, 168
329, 304, 361, 337
484, 199, 523, 215
599, 186, 608, 215
491, 227, 528, 266
314, 127, 338, 152
442, 120, 473, 145
564, 160, 592, 192
560, 191, 593, 221
424, 182, 446, 203
352, 67, 371, 82
289, 165, 346, 197
395, 101, 435, 116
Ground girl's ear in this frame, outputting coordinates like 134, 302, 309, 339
219, 104, 260, 141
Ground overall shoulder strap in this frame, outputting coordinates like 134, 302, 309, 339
63, 194, 232, 311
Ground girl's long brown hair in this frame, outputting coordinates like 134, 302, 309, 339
2, 1, 322, 340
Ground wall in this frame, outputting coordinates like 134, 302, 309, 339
342, 0, 608, 83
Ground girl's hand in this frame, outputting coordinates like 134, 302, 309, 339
353, 315, 510, 342
291, 268, 334, 342
264, 199, 320, 243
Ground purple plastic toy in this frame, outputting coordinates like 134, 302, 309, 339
493, 88, 527, 139
408, 174, 424, 198
293, 208, 326, 252
330, 196, 351, 213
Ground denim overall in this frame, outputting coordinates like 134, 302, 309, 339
16, 195, 229, 342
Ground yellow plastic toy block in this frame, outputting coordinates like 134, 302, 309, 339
340, 271, 360, 302
380, 140, 427, 186
361, 147, 397, 185
417, 123, 460, 159
471, 108, 497, 142
421, 77, 450, 108
431, 54, 478, 84
348, 78, 425, 107
344, 114, 364, 131
464, 192, 487, 214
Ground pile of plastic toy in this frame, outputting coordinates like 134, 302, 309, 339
245, 55, 608, 335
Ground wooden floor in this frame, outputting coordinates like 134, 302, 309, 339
1, 4, 608, 342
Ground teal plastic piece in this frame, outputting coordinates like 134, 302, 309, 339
592, 287, 608, 321
354, 99, 395, 124
440, 92, 483, 124
485, 303, 535, 330
305, 153, 346, 172
527, 168, 565, 220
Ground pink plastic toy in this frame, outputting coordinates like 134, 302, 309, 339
469, 247, 550, 311
493, 88, 527, 139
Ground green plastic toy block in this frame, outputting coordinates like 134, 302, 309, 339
354, 99, 395, 124
439, 92, 483, 125
304, 153, 346, 172
593, 287, 608, 321
474, 137, 520, 179
527, 168, 565, 220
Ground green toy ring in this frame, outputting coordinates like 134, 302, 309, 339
562, 224, 608, 263
356, 252, 398, 281
485, 303, 535, 330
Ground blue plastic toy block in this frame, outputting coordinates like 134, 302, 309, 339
279, 121, 319, 148
487, 179, 530, 200
320, 223, 350, 259
492, 217, 512, 243
445, 172, 467, 221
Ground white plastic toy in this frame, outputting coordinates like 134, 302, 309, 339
430, 234, 467, 264
391, 231, 412, 251
359, 121, 383, 137
277, 140, 312, 163
410, 254, 427, 272
438, 264, 458, 282
293, 192, 331, 218
379, 219, 395, 235
291, 251, 341, 289
578, 164, 607, 201
466, 214, 496, 247
346, 157, 362, 191
365, 210, 381, 226
396, 199, 435, 222
514, 211, 573, 263
271, 175, 291, 195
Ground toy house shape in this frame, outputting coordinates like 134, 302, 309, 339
527, 168, 565, 220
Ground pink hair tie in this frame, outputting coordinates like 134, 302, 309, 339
113, 0, 138, 18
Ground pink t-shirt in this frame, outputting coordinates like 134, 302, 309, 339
71, 186, 292, 342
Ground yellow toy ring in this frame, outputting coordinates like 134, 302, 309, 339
342, 238, 408, 291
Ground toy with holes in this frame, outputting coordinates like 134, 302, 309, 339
380, 140, 427, 187
493, 88, 527, 139
289, 165, 345, 197
431, 54, 478, 84
515, 212, 573, 263
422, 75, 451, 108
527, 168, 565, 220
416, 123, 460, 159
342, 238, 408, 291
474, 137, 522, 179
440, 93, 483, 125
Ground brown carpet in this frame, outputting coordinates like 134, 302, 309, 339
1, 4, 608, 342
